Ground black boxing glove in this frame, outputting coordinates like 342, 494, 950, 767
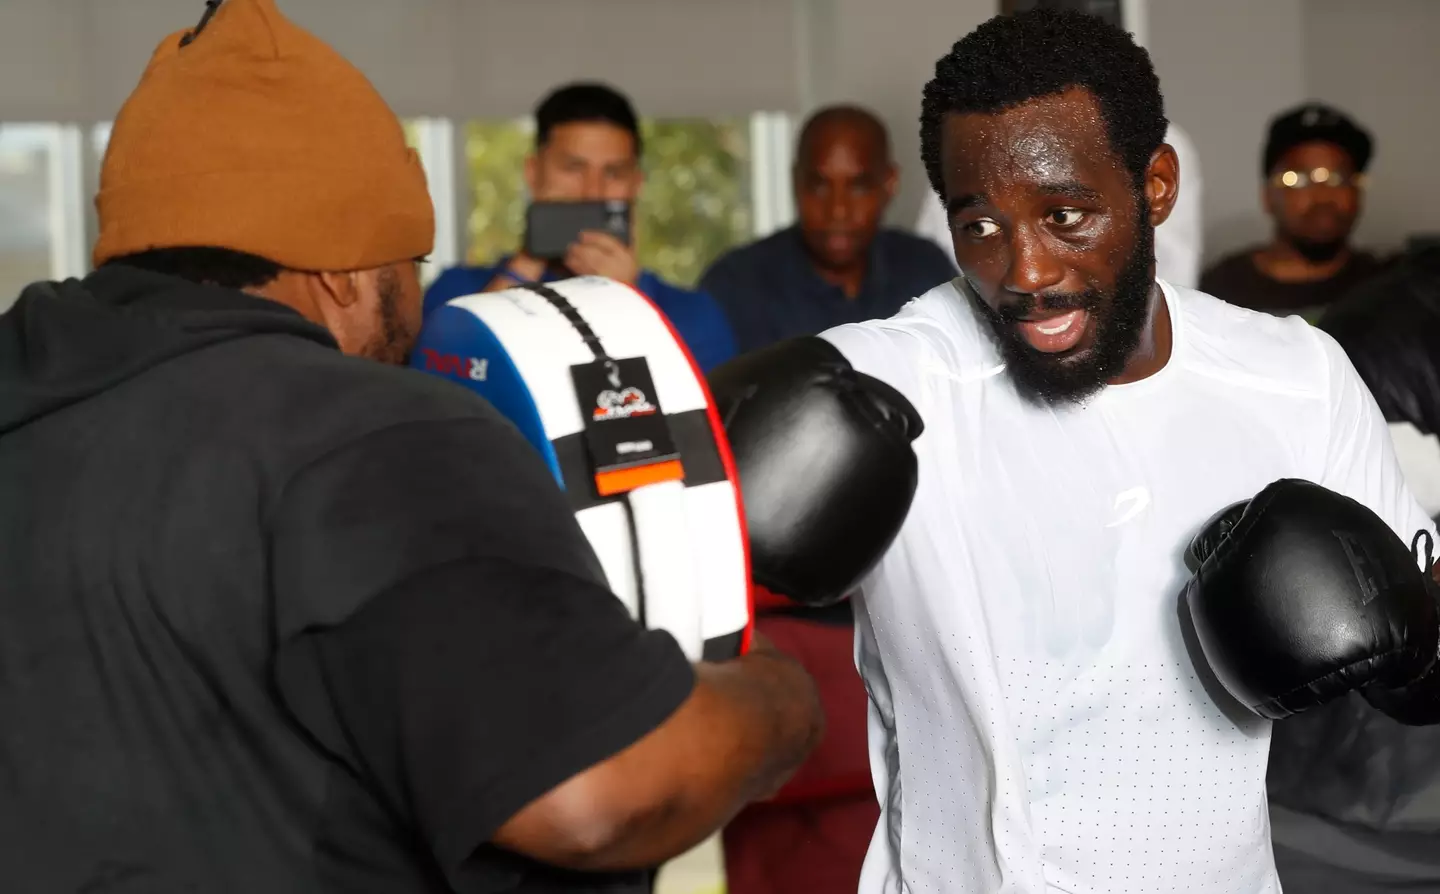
708, 337, 923, 607
1184, 478, 1440, 723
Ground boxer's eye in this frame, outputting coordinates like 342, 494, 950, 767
1048, 209, 1085, 228
964, 219, 1000, 238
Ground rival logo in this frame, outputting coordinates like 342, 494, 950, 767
594, 387, 657, 420
420, 348, 488, 382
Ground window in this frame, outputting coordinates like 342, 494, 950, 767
462, 117, 760, 288
8, 113, 794, 307
0, 123, 86, 311
404, 118, 460, 286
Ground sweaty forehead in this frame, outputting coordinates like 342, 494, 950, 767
940, 88, 1125, 198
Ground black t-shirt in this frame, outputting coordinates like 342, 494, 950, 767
0, 266, 693, 893
1199, 248, 1388, 321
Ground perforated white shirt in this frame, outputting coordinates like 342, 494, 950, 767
823, 280, 1434, 894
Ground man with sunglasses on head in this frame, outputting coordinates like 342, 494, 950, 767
1201, 103, 1386, 322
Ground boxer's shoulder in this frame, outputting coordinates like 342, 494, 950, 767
821, 278, 996, 391
1175, 283, 1330, 400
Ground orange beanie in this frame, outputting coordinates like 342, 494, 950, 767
93, 0, 434, 272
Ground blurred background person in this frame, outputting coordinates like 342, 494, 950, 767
1321, 238, 1440, 517
1259, 239, 1440, 894
706, 105, 953, 894
1200, 103, 1385, 321
425, 82, 736, 371
699, 105, 956, 354
915, 122, 1206, 289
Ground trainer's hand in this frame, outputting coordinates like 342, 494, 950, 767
565, 231, 639, 285
709, 337, 923, 607
492, 647, 823, 871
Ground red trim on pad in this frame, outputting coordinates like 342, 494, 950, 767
620, 282, 756, 655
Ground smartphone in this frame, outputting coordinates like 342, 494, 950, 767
524, 200, 631, 260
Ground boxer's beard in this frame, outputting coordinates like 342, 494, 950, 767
361, 268, 414, 366
976, 201, 1156, 407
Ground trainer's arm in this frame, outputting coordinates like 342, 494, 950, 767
493, 634, 822, 870
269, 411, 822, 877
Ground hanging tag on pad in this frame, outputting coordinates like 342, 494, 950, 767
570, 356, 685, 497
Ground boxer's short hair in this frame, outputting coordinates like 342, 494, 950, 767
535, 82, 644, 158
920, 8, 1168, 195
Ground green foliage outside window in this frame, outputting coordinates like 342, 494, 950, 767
460, 118, 752, 287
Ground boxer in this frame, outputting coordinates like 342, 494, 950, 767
704, 9, 1440, 894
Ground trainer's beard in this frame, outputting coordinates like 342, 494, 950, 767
976, 204, 1157, 407
362, 267, 414, 366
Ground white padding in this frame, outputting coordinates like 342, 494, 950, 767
440, 277, 749, 657
447, 287, 594, 439
575, 502, 639, 618
548, 277, 710, 415
686, 481, 751, 641
628, 480, 705, 660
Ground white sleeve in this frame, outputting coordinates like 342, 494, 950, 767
1314, 328, 1437, 550
821, 321, 900, 383
853, 594, 902, 889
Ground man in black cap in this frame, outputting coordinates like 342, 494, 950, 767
1201, 103, 1386, 321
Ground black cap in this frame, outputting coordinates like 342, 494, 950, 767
1263, 103, 1373, 175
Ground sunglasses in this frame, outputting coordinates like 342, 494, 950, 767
1268, 167, 1366, 190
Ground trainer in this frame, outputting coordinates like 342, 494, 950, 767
706, 10, 1440, 894
0, 1, 823, 891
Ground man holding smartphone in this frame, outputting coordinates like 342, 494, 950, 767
426, 83, 737, 371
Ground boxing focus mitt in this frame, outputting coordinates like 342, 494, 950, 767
411, 276, 752, 662
1185, 478, 1440, 724
708, 337, 923, 607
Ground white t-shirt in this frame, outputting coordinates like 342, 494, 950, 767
912, 123, 1204, 289
821, 280, 1435, 894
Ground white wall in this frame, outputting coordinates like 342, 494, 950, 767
1146, 0, 1440, 263
795, 0, 995, 227
1148, 0, 1308, 263
1303, 0, 1440, 252
4, 0, 1436, 257
0, 0, 802, 122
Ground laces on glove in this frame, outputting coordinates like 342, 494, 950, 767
1363, 527, 1440, 725
1412, 528, 1435, 570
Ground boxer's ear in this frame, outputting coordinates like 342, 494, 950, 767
1144, 143, 1180, 229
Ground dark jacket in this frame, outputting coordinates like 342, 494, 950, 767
0, 266, 689, 893
1321, 245, 1440, 435
1265, 246, 1440, 891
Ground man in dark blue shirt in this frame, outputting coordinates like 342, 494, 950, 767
700, 105, 957, 353
426, 83, 737, 371
707, 104, 955, 894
